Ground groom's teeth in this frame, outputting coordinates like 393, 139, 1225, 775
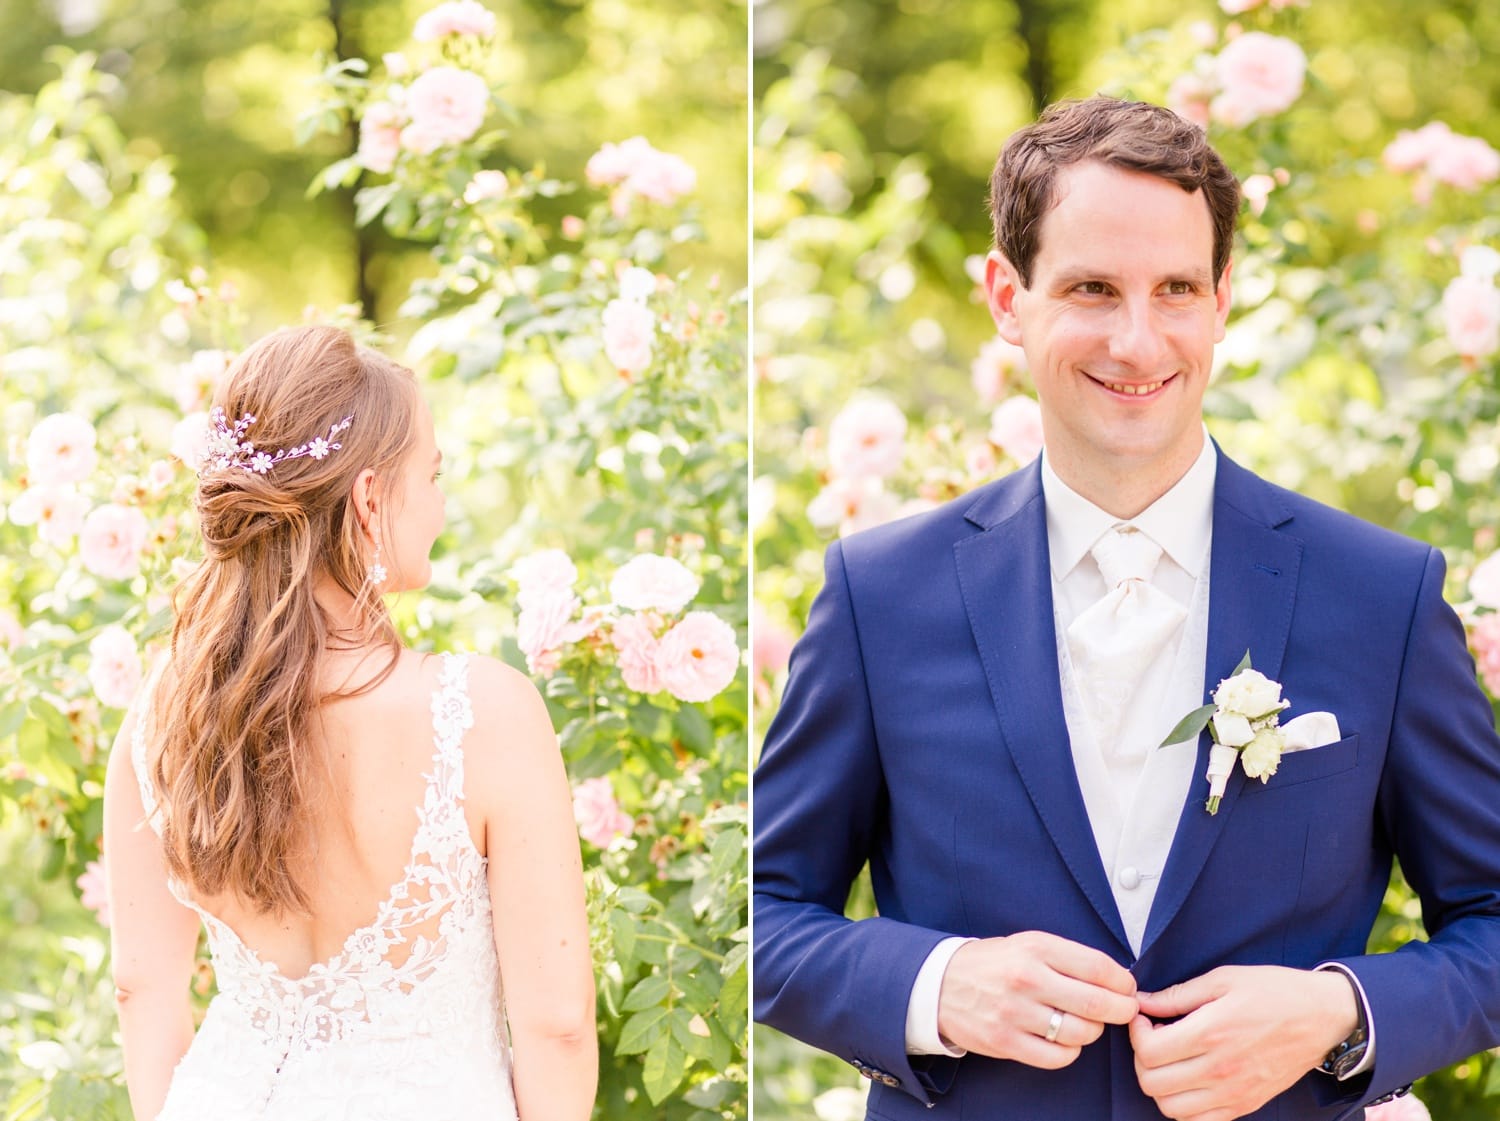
1103, 379, 1164, 395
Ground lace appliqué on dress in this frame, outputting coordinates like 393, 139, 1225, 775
131, 653, 515, 1121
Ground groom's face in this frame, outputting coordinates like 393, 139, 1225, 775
985, 159, 1232, 486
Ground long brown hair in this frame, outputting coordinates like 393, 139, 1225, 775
148, 325, 419, 913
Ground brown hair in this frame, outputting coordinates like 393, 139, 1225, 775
149, 325, 419, 913
989, 96, 1242, 287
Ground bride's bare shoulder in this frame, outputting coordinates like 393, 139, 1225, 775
460, 654, 557, 774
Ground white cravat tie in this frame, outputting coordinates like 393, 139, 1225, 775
1066, 525, 1188, 762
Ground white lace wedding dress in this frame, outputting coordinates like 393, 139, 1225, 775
130, 653, 518, 1120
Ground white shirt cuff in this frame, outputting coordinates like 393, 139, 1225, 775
905, 937, 974, 1056
1315, 962, 1376, 1079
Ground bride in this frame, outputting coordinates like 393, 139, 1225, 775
103, 326, 596, 1120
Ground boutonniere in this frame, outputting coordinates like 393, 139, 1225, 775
1161, 651, 1291, 815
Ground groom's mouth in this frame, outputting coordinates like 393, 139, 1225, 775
1088, 373, 1176, 400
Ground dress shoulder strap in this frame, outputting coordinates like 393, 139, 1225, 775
427, 651, 475, 805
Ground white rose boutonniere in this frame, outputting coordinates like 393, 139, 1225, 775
1161, 651, 1291, 814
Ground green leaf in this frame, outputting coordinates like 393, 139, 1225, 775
669, 1006, 715, 1061
1159, 704, 1216, 749
642, 1027, 689, 1104
674, 705, 713, 755
608, 908, 637, 970
1231, 650, 1253, 676
622, 973, 671, 1012
615, 1005, 669, 1056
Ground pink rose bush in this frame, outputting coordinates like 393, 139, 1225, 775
827, 396, 908, 479
88, 625, 141, 709
511, 550, 740, 704
358, 101, 404, 174
1442, 256, 1500, 361
1210, 33, 1307, 126
572, 776, 633, 849
988, 396, 1046, 465
585, 136, 697, 212
1471, 553, 1500, 609
971, 335, 1028, 406
8, 484, 90, 546
806, 475, 901, 537
602, 298, 657, 376
1472, 613, 1500, 697
1219, 0, 1306, 11
1383, 122, 1500, 201
405, 66, 490, 148
79, 504, 150, 581
752, 601, 795, 704
77, 859, 111, 927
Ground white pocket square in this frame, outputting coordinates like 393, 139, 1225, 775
1281, 711, 1341, 753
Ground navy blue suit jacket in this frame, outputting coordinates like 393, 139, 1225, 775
753, 449, 1500, 1120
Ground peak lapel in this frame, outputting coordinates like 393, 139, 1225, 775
954, 464, 1131, 956
1140, 452, 1303, 958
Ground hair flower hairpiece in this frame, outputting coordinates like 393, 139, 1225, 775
200, 407, 354, 477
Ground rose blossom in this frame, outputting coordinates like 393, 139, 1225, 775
619, 266, 658, 304
561, 215, 585, 239
655, 611, 739, 703
585, 137, 697, 207
463, 170, 508, 204
77, 859, 111, 927
1238, 727, 1286, 781
8, 484, 90, 547
79, 504, 150, 581
1473, 614, 1500, 696
358, 101, 405, 174
970, 335, 1028, 406
170, 412, 211, 469
413, 0, 496, 41
405, 66, 489, 147
988, 396, 1045, 464
1471, 553, 1500, 609
1442, 274, 1500, 360
609, 554, 700, 613
1210, 33, 1307, 126
571, 776, 633, 849
806, 476, 901, 537
516, 589, 581, 677
1365, 1093, 1431, 1121
601, 298, 656, 375
511, 549, 578, 606
1427, 133, 1500, 192
1381, 121, 1454, 174
1213, 668, 1287, 718
174, 349, 231, 412
1242, 173, 1277, 217
27, 412, 98, 486
827, 397, 908, 480
1166, 72, 1213, 130
88, 625, 141, 709
612, 612, 663, 694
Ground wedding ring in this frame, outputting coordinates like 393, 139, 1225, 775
1044, 1008, 1064, 1043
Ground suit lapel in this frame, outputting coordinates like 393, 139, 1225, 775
1139, 450, 1304, 958
954, 462, 1131, 956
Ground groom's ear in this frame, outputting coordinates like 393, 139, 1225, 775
985, 250, 1025, 347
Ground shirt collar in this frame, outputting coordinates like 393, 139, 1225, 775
1041, 431, 1217, 582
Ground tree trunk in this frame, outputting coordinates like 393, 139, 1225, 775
327, 0, 378, 319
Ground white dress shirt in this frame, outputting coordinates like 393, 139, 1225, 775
904, 437, 1373, 1078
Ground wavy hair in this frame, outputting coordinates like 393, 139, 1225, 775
148, 325, 419, 913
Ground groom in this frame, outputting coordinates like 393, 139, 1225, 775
752, 97, 1500, 1120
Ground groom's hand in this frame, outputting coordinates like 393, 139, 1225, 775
1130, 966, 1358, 1121
935, 932, 1138, 1068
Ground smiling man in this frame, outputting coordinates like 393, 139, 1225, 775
753, 97, 1500, 1120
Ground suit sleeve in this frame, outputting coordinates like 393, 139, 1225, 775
1331, 546, 1500, 1097
752, 539, 958, 1103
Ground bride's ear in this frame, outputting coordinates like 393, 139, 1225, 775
350, 468, 379, 540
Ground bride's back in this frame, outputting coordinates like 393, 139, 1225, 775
186, 647, 481, 979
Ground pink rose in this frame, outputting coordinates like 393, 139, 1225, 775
585, 137, 697, 208
1242, 173, 1277, 217
1166, 73, 1213, 130
1365, 1093, 1431, 1121
511, 549, 578, 607
612, 611, 663, 694
971, 335, 1028, 406
1471, 553, 1500, 609
170, 412, 211, 469
399, 121, 442, 155
79, 504, 150, 581
609, 554, 700, 613
827, 397, 908, 480
358, 101, 405, 174
655, 611, 739, 703
806, 476, 901, 537
8, 484, 90, 547
602, 298, 656, 375
516, 589, 581, 677
1427, 133, 1500, 192
1210, 33, 1307, 126
561, 215, 585, 239
405, 66, 489, 147
1218, 0, 1264, 11
1473, 614, 1500, 696
27, 412, 97, 486
146, 459, 176, 492
77, 859, 111, 927
88, 625, 141, 709
412, 0, 496, 41
463, 169, 508, 203
1442, 274, 1500, 360
1383, 122, 1454, 174
571, 776, 633, 849
0, 608, 24, 651
752, 602, 795, 703
965, 442, 998, 480
988, 396, 1046, 464
173, 349, 231, 413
